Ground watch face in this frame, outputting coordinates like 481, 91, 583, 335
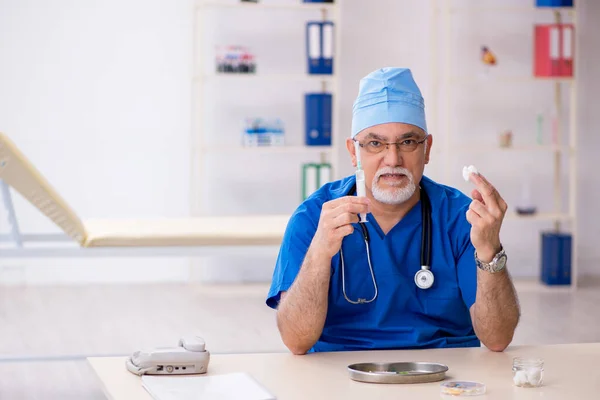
494, 254, 507, 272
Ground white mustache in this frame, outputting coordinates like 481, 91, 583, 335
375, 167, 412, 180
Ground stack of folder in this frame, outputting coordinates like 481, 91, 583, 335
534, 24, 574, 77
302, 163, 332, 200
306, 21, 334, 75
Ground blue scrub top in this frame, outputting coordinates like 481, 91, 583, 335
266, 175, 480, 352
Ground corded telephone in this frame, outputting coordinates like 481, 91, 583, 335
125, 335, 210, 376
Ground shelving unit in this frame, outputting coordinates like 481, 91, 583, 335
198, 1, 336, 11
194, 74, 336, 83
446, 145, 575, 154
199, 145, 332, 154
447, 75, 574, 84
431, 1, 578, 288
445, 6, 576, 13
191, 0, 341, 218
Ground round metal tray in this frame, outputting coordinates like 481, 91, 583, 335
348, 362, 449, 384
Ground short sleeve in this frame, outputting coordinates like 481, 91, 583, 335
266, 204, 320, 309
452, 203, 477, 309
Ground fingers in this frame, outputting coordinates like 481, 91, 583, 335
469, 199, 492, 221
320, 196, 368, 235
315, 197, 367, 258
332, 211, 360, 228
469, 173, 507, 216
324, 197, 370, 221
333, 201, 370, 218
324, 195, 370, 210
471, 189, 484, 204
466, 209, 478, 225
334, 224, 354, 239
469, 173, 497, 204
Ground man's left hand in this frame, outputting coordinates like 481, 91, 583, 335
466, 172, 508, 263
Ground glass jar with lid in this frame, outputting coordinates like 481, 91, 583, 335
512, 357, 544, 388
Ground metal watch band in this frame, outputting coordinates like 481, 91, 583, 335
474, 247, 507, 273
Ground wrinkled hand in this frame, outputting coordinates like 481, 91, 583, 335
311, 196, 370, 260
466, 173, 507, 262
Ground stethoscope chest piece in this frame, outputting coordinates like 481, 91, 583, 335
414, 266, 434, 290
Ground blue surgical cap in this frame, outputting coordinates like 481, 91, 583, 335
351, 67, 427, 138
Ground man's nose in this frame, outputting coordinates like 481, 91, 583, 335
382, 144, 403, 167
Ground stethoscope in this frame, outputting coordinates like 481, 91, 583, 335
339, 185, 434, 305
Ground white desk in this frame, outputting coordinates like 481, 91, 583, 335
88, 343, 600, 399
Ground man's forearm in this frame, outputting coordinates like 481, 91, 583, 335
276, 248, 332, 355
471, 267, 520, 352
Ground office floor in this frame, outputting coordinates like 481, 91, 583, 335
0, 279, 598, 399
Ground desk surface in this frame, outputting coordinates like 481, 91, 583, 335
88, 343, 600, 400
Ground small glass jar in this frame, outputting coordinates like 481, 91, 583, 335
512, 357, 544, 388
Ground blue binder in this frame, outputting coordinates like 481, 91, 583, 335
541, 232, 572, 285
306, 21, 334, 75
535, 0, 573, 7
305, 93, 332, 146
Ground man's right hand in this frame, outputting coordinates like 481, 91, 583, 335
310, 196, 370, 260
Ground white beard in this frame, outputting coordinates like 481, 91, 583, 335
371, 167, 416, 205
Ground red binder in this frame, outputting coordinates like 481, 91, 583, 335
534, 24, 574, 77
560, 24, 574, 76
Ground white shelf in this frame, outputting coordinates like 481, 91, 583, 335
195, 73, 336, 83
200, 145, 332, 154
447, 76, 574, 85
197, 1, 337, 12
439, 6, 575, 14
505, 212, 572, 222
447, 145, 575, 154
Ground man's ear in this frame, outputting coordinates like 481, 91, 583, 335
424, 135, 433, 164
346, 138, 357, 167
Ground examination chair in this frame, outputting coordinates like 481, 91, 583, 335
0, 133, 289, 251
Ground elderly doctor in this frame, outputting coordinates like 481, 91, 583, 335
266, 68, 520, 355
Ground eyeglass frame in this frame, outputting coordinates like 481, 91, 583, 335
353, 134, 430, 154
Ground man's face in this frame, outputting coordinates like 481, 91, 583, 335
346, 122, 432, 205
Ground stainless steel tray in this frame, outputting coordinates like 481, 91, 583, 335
348, 362, 449, 384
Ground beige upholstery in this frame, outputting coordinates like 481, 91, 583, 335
0, 133, 289, 248
0, 133, 88, 245
83, 216, 289, 247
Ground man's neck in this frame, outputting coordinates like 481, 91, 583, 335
368, 189, 421, 235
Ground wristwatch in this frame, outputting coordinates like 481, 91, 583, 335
475, 247, 507, 273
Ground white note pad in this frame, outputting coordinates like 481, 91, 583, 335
142, 372, 276, 400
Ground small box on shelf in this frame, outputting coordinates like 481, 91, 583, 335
242, 118, 285, 147
216, 45, 256, 74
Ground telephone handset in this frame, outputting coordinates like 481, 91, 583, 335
125, 335, 210, 376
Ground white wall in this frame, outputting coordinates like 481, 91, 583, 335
0, 0, 598, 284
571, 0, 600, 275
0, 0, 194, 283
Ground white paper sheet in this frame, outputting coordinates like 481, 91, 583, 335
142, 372, 276, 400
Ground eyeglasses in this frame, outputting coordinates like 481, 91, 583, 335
354, 135, 429, 154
